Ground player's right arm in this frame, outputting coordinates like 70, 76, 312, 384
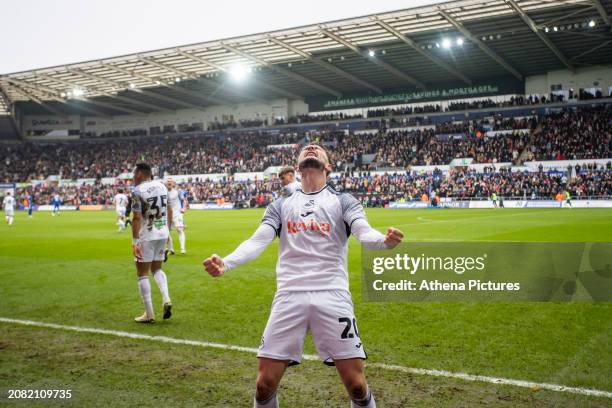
203, 200, 281, 277
203, 224, 276, 277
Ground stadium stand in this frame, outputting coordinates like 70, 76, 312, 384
2, 103, 609, 183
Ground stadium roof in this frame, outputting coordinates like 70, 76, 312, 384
1, 0, 611, 117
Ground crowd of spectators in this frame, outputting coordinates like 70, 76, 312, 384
2, 104, 609, 183
276, 112, 363, 125
83, 128, 148, 139
527, 105, 611, 161
207, 118, 269, 130
0, 132, 304, 182
15, 164, 611, 209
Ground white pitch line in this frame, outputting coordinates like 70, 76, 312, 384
1, 317, 610, 399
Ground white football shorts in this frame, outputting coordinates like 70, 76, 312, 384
116, 207, 126, 217
257, 290, 366, 365
5, 209, 14, 217
136, 239, 166, 263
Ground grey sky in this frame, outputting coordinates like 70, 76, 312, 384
1, 0, 447, 74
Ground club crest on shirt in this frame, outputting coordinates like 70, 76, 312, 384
299, 199, 318, 218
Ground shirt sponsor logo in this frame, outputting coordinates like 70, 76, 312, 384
287, 219, 331, 234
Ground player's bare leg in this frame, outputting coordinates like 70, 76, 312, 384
135, 262, 155, 322
151, 260, 172, 319
254, 357, 287, 408
335, 358, 376, 407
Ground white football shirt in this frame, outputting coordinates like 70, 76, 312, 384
132, 180, 169, 241
167, 189, 182, 213
114, 193, 128, 209
261, 184, 366, 292
281, 181, 301, 197
3, 196, 15, 211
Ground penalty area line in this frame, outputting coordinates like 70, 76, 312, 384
0, 317, 610, 399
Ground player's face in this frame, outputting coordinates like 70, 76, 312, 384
133, 170, 144, 186
280, 172, 295, 185
297, 145, 331, 174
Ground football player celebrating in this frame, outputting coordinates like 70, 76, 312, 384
131, 163, 173, 323
203, 144, 403, 408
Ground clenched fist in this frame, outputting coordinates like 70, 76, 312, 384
203, 254, 225, 277
384, 227, 404, 249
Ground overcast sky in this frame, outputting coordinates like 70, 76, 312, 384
1, 0, 447, 74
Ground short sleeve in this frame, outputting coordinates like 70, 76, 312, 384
132, 189, 142, 213
261, 198, 283, 233
340, 193, 366, 227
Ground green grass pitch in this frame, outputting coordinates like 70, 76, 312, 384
1, 208, 611, 407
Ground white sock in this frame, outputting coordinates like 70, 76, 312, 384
153, 269, 170, 304
138, 276, 154, 318
8, 216, 13, 225
351, 389, 376, 408
178, 229, 186, 252
254, 393, 278, 408
167, 235, 174, 251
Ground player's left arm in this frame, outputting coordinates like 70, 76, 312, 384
342, 193, 404, 249
352, 219, 403, 249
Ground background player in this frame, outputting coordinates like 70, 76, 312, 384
203, 144, 403, 408
125, 192, 133, 227
52, 193, 61, 216
278, 166, 301, 197
131, 163, 173, 323
3, 191, 15, 226
166, 178, 187, 255
565, 190, 573, 208
114, 188, 129, 232
23, 192, 33, 218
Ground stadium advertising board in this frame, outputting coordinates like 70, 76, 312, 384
189, 203, 235, 210
388, 202, 430, 209
307, 77, 524, 111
